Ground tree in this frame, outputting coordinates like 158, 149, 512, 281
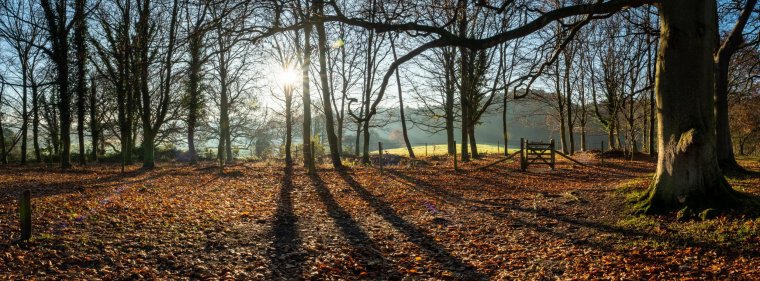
636, 0, 746, 214
40, 0, 73, 168
74, 0, 87, 165
390, 34, 415, 158
714, 0, 758, 173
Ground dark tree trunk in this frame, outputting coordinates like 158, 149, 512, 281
502, 91, 509, 156
89, 76, 98, 162
713, 0, 756, 173
41, 0, 72, 169
32, 82, 41, 162
75, 0, 87, 165
301, 23, 315, 172
284, 86, 293, 165
638, 0, 743, 215
315, 5, 343, 169
187, 33, 202, 165
20, 57, 28, 164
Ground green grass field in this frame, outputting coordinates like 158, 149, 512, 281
373, 143, 519, 157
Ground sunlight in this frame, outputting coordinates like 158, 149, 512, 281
277, 65, 300, 88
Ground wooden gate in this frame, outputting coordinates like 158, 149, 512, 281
520, 138, 556, 171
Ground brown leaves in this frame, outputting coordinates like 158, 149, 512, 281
0, 156, 759, 279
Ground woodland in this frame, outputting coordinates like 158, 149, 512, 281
1, 0, 760, 279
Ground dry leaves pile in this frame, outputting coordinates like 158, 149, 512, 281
1, 154, 758, 280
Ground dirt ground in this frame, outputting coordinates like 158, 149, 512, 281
1, 154, 759, 280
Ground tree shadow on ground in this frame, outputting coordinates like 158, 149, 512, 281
336, 169, 488, 280
383, 169, 732, 253
309, 173, 400, 278
267, 165, 304, 279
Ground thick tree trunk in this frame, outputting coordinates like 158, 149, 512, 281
638, 0, 742, 215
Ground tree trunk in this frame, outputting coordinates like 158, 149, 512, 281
390, 36, 415, 158
315, 6, 343, 169
638, 0, 742, 215
445, 55, 456, 156
89, 76, 98, 162
0, 109, 5, 164
284, 86, 293, 165
75, 0, 87, 165
502, 92, 509, 156
468, 127, 478, 158
20, 57, 28, 164
32, 82, 41, 162
301, 24, 315, 172
564, 55, 575, 155
187, 32, 202, 165
713, 0, 757, 173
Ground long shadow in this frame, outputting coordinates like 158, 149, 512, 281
385, 170, 733, 252
267, 165, 304, 279
309, 173, 399, 278
337, 170, 488, 280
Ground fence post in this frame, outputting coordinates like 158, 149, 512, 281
425, 143, 428, 157
497, 140, 500, 155
453, 141, 458, 171
550, 139, 556, 170
520, 138, 526, 171
601, 141, 605, 166
20, 190, 31, 241
378, 142, 383, 174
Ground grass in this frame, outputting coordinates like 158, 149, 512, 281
373, 143, 519, 157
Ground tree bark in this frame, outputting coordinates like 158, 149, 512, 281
638, 0, 743, 215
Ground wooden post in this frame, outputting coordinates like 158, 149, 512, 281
378, 142, 383, 174
425, 143, 428, 157
453, 141, 458, 171
520, 138, 526, 171
497, 140, 500, 154
20, 190, 31, 241
601, 141, 605, 166
550, 139, 556, 170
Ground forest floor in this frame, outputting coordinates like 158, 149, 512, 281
1, 153, 759, 280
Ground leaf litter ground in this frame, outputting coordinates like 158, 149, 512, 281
1, 154, 759, 280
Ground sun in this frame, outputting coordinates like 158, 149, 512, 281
277, 65, 300, 88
